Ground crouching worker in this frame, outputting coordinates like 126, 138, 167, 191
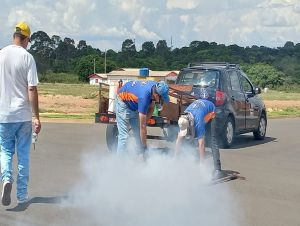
175, 89, 225, 180
116, 80, 170, 158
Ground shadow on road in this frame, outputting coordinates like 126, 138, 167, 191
228, 135, 277, 149
6, 195, 68, 212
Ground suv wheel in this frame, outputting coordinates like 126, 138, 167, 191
106, 124, 118, 152
221, 116, 235, 148
253, 114, 267, 140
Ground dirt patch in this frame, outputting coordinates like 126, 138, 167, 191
264, 100, 300, 108
40, 95, 300, 114
39, 95, 300, 123
40, 95, 98, 114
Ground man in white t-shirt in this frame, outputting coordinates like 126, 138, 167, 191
0, 21, 41, 206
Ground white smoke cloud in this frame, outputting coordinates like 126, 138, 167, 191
61, 149, 242, 226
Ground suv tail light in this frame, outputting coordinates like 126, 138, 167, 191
215, 90, 225, 106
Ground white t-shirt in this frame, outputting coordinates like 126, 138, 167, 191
0, 45, 39, 123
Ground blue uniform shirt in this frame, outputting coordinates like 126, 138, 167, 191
118, 80, 156, 114
185, 99, 216, 139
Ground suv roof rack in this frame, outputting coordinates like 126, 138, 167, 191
187, 62, 239, 69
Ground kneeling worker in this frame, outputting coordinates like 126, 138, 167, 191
175, 88, 225, 179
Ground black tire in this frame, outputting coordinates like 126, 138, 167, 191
106, 124, 118, 152
253, 114, 267, 140
220, 116, 235, 148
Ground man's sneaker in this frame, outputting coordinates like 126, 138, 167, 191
1, 181, 12, 206
212, 170, 227, 181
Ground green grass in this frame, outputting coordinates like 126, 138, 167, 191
39, 83, 99, 98
39, 72, 83, 84
267, 107, 300, 118
38, 84, 300, 119
260, 90, 300, 100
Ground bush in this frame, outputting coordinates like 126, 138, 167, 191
243, 63, 284, 89
39, 72, 84, 84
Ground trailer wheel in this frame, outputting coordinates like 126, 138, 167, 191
106, 124, 118, 152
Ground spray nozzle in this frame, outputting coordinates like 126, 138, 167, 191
155, 103, 163, 111
32, 132, 38, 144
32, 132, 38, 150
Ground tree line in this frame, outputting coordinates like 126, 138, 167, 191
29, 31, 300, 89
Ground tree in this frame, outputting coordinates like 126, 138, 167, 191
74, 54, 118, 82
30, 31, 53, 57
29, 31, 54, 74
121, 39, 136, 54
243, 63, 284, 88
51, 35, 62, 49
156, 40, 169, 55
53, 37, 77, 72
189, 41, 210, 50
77, 40, 87, 50
75, 55, 103, 82
141, 41, 155, 56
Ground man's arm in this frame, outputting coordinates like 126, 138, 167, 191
28, 86, 41, 134
175, 135, 184, 156
139, 113, 147, 148
146, 101, 155, 121
198, 137, 205, 162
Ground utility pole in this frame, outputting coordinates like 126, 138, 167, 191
104, 50, 107, 74
93, 58, 95, 74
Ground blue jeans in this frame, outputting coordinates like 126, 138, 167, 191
0, 121, 32, 201
116, 97, 142, 154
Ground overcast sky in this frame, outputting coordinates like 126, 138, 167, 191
1, 0, 300, 51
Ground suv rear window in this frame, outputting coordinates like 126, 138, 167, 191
177, 69, 219, 88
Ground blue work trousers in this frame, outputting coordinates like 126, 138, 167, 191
115, 97, 142, 154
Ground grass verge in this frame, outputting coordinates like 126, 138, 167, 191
267, 107, 300, 118
261, 90, 300, 100
39, 83, 99, 98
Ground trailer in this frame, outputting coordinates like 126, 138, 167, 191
94, 82, 198, 151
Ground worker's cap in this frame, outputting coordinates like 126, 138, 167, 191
156, 81, 170, 103
199, 88, 209, 99
178, 116, 189, 137
15, 21, 31, 38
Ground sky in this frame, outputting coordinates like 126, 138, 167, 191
1, 0, 300, 51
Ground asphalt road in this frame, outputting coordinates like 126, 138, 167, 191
0, 118, 300, 226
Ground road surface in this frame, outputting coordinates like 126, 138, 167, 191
0, 118, 299, 226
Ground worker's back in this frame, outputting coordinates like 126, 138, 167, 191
0, 45, 38, 122
185, 99, 215, 138
118, 80, 156, 114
